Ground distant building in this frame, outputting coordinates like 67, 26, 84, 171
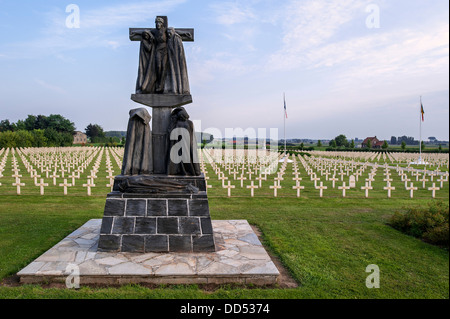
73, 131, 87, 144
362, 136, 384, 149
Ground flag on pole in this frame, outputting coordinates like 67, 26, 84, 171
420, 102, 424, 122
284, 95, 288, 119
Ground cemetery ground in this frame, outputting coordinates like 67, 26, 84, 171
0, 147, 448, 299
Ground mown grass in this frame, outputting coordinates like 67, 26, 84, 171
0, 149, 448, 299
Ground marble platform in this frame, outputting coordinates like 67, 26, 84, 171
18, 219, 279, 286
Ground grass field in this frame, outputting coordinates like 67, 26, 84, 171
0, 148, 448, 299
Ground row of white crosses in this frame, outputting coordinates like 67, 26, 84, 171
206, 148, 448, 197
312, 150, 449, 170
0, 148, 10, 187
0, 146, 123, 195
200, 148, 448, 199
201, 149, 280, 197
311, 155, 448, 198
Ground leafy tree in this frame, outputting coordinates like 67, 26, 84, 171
300, 142, 304, 150
31, 129, 48, 147
12, 120, 26, 131
35, 115, 49, 130
24, 115, 37, 131
382, 140, 388, 149
350, 139, 355, 149
334, 134, 349, 147
401, 141, 406, 151
438, 144, 442, 152
85, 123, 106, 140
44, 128, 72, 146
421, 141, 425, 150
46, 114, 75, 133
0, 131, 16, 147
14, 130, 34, 147
366, 139, 372, 149
329, 139, 336, 149
317, 140, 322, 147
0, 119, 13, 132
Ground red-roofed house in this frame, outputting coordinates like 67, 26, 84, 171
362, 136, 384, 149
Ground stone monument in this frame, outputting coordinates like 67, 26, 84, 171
97, 16, 215, 253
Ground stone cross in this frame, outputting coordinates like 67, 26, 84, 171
255, 174, 264, 187
83, 178, 96, 196
437, 175, 445, 188
219, 175, 228, 188
383, 182, 395, 198
12, 180, 25, 195
106, 174, 115, 191
406, 182, 418, 198
329, 175, 338, 188
292, 182, 305, 197
36, 178, 48, 196
246, 181, 258, 197
361, 182, 373, 198
43, 167, 51, 178
338, 182, 351, 197
365, 176, 375, 187
50, 172, 60, 186
236, 175, 247, 188
269, 182, 282, 197
224, 181, 235, 197
59, 179, 72, 195
68, 172, 78, 186
129, 17, 194, 42
311, 175, 320, 188
420, 176, 429, 188
316, 182, 327, 198
427, 183, 440, 198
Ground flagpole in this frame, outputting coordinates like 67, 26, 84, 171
283, 92, 286, 157
419, 95, 422, 163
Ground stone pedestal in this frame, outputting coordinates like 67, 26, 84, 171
97, 174, 215, 253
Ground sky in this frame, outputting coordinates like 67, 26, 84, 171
0, 0, 448, 141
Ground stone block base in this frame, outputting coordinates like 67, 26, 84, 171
98, 174, 215, 253
97, 193, 215, 253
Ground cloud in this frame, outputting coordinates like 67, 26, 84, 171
79, 0, 186, 29
267, 0, 371, 70
209, 2, 256, 26
2, 0, 187, 59
35, 79, 66, 94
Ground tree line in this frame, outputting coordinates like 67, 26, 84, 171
0, 114, 75, 148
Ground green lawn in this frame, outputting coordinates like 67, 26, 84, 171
0, 150, 448, 299
0, 196, 448, 298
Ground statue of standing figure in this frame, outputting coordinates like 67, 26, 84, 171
133, 17, 190, 95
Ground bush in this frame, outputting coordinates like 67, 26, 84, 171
389, 201, 449, 248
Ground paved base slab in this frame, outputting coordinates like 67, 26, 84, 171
18, 219, 279, 286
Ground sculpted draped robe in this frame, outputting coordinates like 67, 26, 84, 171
167, 107, 201, 176
121, 108, 153, 175
135, 28, 190, 95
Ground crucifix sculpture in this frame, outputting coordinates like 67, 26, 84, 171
129, 16, 194, 96
97, 16, 215, 254
128, 16, 196, 174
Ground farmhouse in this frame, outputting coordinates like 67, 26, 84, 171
362, 136, 384, 149
73, 131, 87, 144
